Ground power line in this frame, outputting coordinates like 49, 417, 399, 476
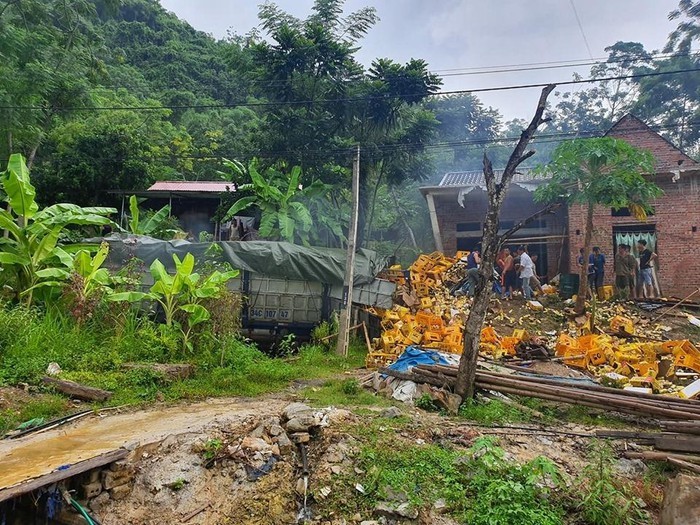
569, 0, 594, 60
13, 119, 699, 166
3, 66, 700, 113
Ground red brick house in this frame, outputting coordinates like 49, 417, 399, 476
567, 114, 700, 298
420, 114, 700, 297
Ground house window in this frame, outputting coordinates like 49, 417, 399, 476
456, 222, 481, 232
612, 206, 655, 217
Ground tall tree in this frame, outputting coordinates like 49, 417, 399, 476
454, 85, 556, 401
534, 137, 661, 314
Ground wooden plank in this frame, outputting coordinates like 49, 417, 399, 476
0, 448, 128, 503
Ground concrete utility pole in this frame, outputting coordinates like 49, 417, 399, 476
336, 145, 361, 356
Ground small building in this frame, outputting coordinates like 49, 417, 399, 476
420, 114, 700, 297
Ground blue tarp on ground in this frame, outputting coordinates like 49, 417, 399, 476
386, 346, 453, 373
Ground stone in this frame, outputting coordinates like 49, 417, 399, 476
241, 436, 271, 452
274, 431, 293, 454
285, 414, 319, 433
249, 424, 266, 438
282, 402, 313, 421
290, 432, 310, 444
433, 499, 448, 514
270, 444, 281, 456
330, 465, 342, 475
295, 477, 307, 495
660, 474, 700, 525
101, 469, 134, 490
379, 407, 402, 419
109, 484, 132, 501
384, 487, 408, 503
89, 491, 110, 512
361, 522, 380, 525
327, 408, 353, 423
269, 423, 284, 437
81, 481, 102, 499
615, 458, 647, 478
374, 501, 418, 520
46, 362, 62, 376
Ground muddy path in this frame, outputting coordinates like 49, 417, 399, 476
0, 396, 288, 490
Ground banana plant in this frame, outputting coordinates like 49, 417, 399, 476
0, 154, 116, 305
220, 158, 329, 245
72, 242, 112, 298
110, 252, 238, 351
127, 195, 175, 238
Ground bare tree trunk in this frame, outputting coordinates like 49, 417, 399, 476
454, 84, 556, 401
575, 202, 595, 314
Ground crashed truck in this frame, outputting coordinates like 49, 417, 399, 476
101, 235, 395, 343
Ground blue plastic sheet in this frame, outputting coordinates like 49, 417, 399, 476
386, 346, 452, 373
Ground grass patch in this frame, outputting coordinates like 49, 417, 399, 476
301, 378, 392, 408
458, 397, 534, 425
0, 306, 369, 422
0, 394, 71, 434
324, 433, 565, 525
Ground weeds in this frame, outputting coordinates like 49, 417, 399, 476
302, 378, 389, 408
330, 433, 565, 525
415, 393, 439, 412
458, 397, 533, 424
575, 441, 650, 525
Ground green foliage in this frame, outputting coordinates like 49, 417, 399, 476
535, 138, 660, 211
0, 395, 71, 436
128, 195, 176, 238
0, 154, 116, 305
202, 439, 223, 461
415, 393, 439, 412
302, 376, 387, 408
110, 253, 238, 351
459, 398, 533, 424
341, 435, 563, 524
575, 441, 650, 525
221, 159, 334, 246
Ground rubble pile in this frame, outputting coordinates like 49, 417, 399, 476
368, 252, 700, 398
366, 252, 466, 369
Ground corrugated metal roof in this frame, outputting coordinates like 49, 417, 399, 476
147, 181, 235, 193
438, 168, 544, 187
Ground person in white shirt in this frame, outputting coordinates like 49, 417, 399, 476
517, 245, 535, 300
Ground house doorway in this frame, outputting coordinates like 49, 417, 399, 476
612, 225, 661, 297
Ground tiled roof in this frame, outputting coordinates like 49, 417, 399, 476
147, 181, 235, 193
438, 168, 543, 187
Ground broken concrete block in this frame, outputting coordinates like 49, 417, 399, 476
81, 481, 102, 499
101, 469, 134, 490
89, 491, 110, 512
268, 423, 284, 437
660, 474, 700, 525
109, 460, 134, 473
109, 484, 132, 501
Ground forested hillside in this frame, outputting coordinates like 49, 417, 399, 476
2, 0, 700, 256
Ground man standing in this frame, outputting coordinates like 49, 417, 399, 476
614, 244, 637, 299
589, 247, 606, 295
518, 245, 535, 300
637, 240, 658, 298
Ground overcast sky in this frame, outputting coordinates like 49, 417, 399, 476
159, 0, 679, 121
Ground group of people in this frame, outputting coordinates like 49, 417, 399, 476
496, 245, 543, 301
578, 240, 658, 299
455, 245, 542, 300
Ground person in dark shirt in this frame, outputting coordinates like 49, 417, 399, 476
614, 244, 637, 299
637, 240, 658, 298
588, 247, 606, 294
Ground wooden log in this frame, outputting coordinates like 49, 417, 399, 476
623, 450, 700, 464
0, 449, 128, 503
475, 370, 700, 410
379, 368, 447, 389
122, 363, 195, 380
668, 457, 700, 474
476, 375, 700, 420
42, 377, 112, 402
660, 421, 700, 435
